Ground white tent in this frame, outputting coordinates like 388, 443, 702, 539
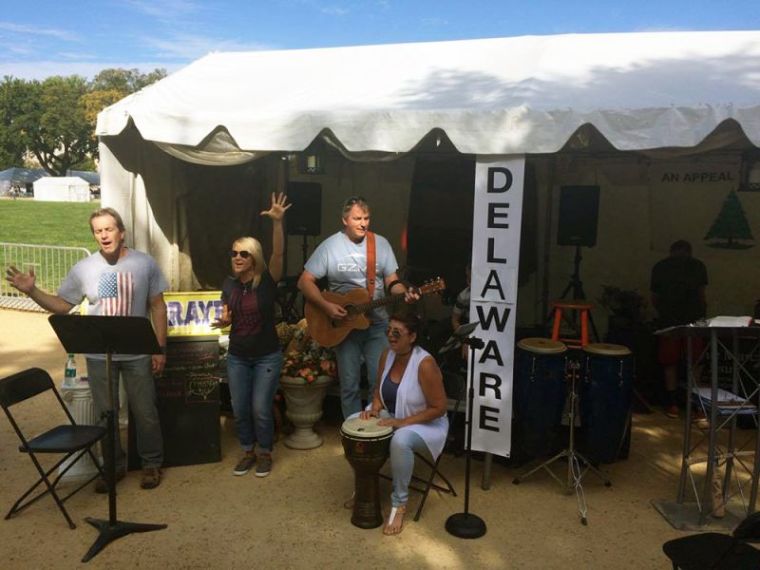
33, 176, 91, 202
96, 30, 760, 457
96, 30, 760, 314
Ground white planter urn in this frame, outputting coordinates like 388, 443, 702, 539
279, 375, 334, 450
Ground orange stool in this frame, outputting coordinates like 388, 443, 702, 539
550, 301, 593, 349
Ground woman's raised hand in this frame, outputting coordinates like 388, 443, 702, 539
260, 192, 292, 222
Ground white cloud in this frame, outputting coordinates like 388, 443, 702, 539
121, 0, 200, 19
140, 32, 272, 60
0, 60, 182, 81
320, 6, 349, 16
0, 21, 80, 42
58, 52, 99, 61
421, 17, 448, 27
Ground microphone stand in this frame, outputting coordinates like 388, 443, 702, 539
445, 334, 487, 539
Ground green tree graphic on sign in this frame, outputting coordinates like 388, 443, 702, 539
704, 190, 754, 249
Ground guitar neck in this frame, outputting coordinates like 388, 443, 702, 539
353, 293, 406, 315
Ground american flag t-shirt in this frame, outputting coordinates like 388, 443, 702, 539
97, 272, 134, 315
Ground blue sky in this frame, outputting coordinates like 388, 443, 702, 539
1, 0, 758, 79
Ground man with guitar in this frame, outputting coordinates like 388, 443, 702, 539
298, 196, 418, 418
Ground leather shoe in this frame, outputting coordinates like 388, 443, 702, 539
140, 467, 162, 489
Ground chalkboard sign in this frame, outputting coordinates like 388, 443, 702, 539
129, 336, 222, 469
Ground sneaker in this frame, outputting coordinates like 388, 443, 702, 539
233, 452, 256, 476
94, 468, 126, 494
664, 404, 679, 419
140, 467, 162, 489
255, 453, 272, 478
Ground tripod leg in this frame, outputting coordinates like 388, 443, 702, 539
82, 517, 167, 562
569, 454, 589, 525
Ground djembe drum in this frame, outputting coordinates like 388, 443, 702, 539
340, 416, 393, 529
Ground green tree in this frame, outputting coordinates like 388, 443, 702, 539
0, 77, 31, 170
90, 67, 167, 94
0, 67, 167, 175
704, 190, 754, 248
16, 76, 95, 176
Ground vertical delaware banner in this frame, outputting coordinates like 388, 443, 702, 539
469, 155, 525, 457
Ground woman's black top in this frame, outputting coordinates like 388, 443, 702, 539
221, 271, 279, 357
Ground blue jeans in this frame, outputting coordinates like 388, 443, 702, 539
334, 320, 388, 419
87, 356, 163, 470
390, 427, 431, 507
227, 351, 283, 454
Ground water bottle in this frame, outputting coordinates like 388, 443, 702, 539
64, 353, 77, 387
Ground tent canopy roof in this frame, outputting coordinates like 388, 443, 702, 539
34, 176, 89, 187
97, 31, 760, 156
0, 167, 47, 184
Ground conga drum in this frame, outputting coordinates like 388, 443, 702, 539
340, 417, 393, 529
580, 343, 634, 464
514, 338, 568, 457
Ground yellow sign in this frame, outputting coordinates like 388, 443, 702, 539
166, 291, 225, 337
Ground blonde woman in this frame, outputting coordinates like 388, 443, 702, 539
214, 193, 290, 478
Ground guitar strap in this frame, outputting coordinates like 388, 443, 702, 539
366, 231, 376, 300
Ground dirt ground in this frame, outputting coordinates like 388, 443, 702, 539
0, 309, 752, 569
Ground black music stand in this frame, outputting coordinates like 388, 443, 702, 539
48, 315, 167, 563
445, 325, 487, 539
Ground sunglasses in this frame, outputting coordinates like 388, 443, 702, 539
386, 327, 407, 339
230, 250, 252, 259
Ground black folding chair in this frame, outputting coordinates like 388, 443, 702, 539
662, 512, 760, 569
0, 367, 107, 529
381, 366, 463, 521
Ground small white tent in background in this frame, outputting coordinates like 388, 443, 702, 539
33, 176, 91, 202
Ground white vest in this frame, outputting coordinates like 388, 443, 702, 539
380, 346, 448, 460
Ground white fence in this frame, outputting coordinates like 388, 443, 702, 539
0, 243, 91, 312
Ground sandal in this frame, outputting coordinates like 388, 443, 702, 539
383, 504, 407, 535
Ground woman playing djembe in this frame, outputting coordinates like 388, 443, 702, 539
359, 312, 448, 535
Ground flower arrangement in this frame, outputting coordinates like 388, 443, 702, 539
277, 319, 337, 383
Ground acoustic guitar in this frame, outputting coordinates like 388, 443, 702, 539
305, 278, 446, 347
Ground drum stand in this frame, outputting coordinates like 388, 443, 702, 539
512, 358, 611, 525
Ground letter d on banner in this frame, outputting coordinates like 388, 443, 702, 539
469, 156, 525, 457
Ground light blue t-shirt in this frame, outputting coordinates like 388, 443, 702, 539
305, 231, 398, 321
58, 248, 169, 360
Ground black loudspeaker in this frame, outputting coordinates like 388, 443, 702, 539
286, 182, 322, 236
557, 185, 600, 247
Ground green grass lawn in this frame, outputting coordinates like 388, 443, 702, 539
0, 199, 99, 294
0, 198, 99, 249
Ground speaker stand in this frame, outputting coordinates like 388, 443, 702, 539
300, 234, 309, 269
554, 245, 599, 341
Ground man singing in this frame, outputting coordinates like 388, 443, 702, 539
6, 207, 168, 490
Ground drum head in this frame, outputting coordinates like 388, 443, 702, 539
341, 416, 393, 439
583, 342, 632, 356
517, 337, 567, 354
